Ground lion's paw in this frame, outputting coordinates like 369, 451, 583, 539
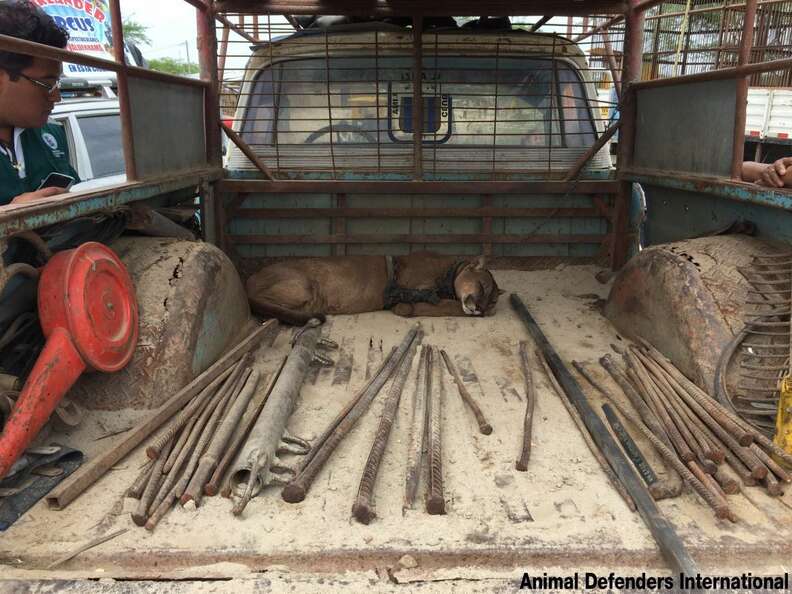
392, 303, 415, 317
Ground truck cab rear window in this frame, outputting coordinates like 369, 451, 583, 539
240, 56, 596, 149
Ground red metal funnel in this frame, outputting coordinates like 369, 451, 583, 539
0, 242, 138, 480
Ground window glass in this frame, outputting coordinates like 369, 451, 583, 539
77, 114, 124, 178
240, 56, 596, 148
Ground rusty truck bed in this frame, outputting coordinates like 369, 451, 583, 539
2, 266, 792, 589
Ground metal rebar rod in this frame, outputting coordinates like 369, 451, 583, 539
545, 356, 636, 512
600, 354, 671, 449
131, 438, 173, 527
510, 294, 698, 577
440, 349, 492, 435
126, 461, 153, 499
352, 338, 419, 524
602, 403, 658, 489
628, 352, 715, 472
404, 346, 430, 509
47, 314, 277, 513
426, 346, 446, 515
516, 341, 536, 471
300, 347, 397, 476
750, 443, 791, 483
282, 326, 420, 503
148, 382, 227, 516
639, 341, 755, 446
182, 367, 255, 507
714, 466, 741, 495
636, 352, 766, 479
575, 361, 682, 502
626, 353, 695, 463
205, 359, 285, 497
146, 365, 237, 460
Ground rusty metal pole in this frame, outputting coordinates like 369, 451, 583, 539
731, 0, 758, 180
601, 29, 622, 99
412, 16, 423, 181
611, 0, 645, 270
197, 1, 222, 168
108, 0, 137, 180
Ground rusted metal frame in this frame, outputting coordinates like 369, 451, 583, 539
611, 0, 643, 270
267, 22, 281, 172
181, 0, 209, 11
198, 4, 223, 168
491, 41, 500, 176
412, 16, 424, 181
0, 34, 209, 89
679, 18, 692, 76
234, 207, 602, 218
634, 55, 792, 90
321, 33, 338, 179
213, 0, 627, 17
715, 8, 729, 70
564, 121, 621, 182
601, 29, 622, 98
566, 16, 574, 38
429, 31, 441, 178
217, 25, 231, 83
574, 14, 625, 43
221, 123, 274, 179
551, 37, 562, 164
109, 0, 138, 181
254, 15, 260, 40
333, 194, 347, 256
482, 195, 493, 256
229, 233, 606, 245
646, 0, 786, 22
216, 180, 620, 194
284, 15, 302, 30
214, 13, 258, 45
528, 15, 553, 32
732, 0, 758, 180
374, 31, 382, 174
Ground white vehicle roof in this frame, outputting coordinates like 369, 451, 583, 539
52, 98, 120, 116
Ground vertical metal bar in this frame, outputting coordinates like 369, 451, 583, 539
650, 7, 662, 78
566, 16, 573, 37
731, 0, 758, 179
374, 30, 382, 174
268, 15, 281, 173
253, 15, 260, 41
431, 30, 440, 177
109, 0, 137, 180
412, 16, 424, 181
197, 2, 222, 168
715, 6, 727, 69
602, 29, 622, 99
492, 41, 500, 176
218, 25, 230, 83
681, 21, 692, 75
324, 32, 337, 179
612, 0, 645, 270
548, 35, 556, 173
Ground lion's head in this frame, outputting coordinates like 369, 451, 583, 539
454, 257, 504, 316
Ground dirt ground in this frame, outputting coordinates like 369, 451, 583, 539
2, 264, 792, 589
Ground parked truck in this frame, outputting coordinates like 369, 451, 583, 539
1, 2, 792, 591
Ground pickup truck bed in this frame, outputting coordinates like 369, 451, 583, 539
2, 266, 791, 587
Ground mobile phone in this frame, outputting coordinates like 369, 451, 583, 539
37, 172, 75, 191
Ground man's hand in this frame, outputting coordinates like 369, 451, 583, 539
9, 187, 66, 204
756, 157, 792, 188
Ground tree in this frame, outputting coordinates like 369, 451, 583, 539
122, 16, 151, 47
148, 57, 200, 76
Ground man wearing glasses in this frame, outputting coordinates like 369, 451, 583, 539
0, 1, 79, 206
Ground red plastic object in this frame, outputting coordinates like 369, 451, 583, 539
0, 242, 138, 480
